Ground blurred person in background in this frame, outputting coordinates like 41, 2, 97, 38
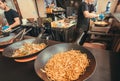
76, 0, 99, 45
0, 0, 22, 32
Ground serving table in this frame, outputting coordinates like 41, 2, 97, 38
51, 19, 77, 42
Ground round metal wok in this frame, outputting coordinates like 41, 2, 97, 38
94, 21, 109, 27
0, 27, 24, 48
34, 43, 96, 81
0, 28, 32, 49
0, 33, 15, 48
2, 38, 48, 59
2, 29, 46, 59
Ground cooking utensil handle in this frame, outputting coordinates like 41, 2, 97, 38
74, 29, 85, 45
13, 29, 25, 39
37, 29, 45, 38
6, 29, 24, 43
10, 27, 21, 33
23, 28, 32, 35
19, 28, 32, 41
19, 29, 26, 41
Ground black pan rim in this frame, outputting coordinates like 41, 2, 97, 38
2, 38, 48, 59
34, 43, 96, 81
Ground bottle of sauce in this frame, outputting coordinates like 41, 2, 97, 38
105, 1, 111, 14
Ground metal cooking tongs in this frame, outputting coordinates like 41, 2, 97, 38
0, 27, 22, 38
6, 28, 32, 44
19, 28, 32, 41
0, 29, 25, 45
1, 26, 21, 33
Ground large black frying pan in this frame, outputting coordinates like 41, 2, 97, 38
94, 21, 109, 27
0, 27, 24, 48
2, 30, 47, 59
2, 38, 48, 59
34, 44, 96, 81
34, 30, 96, 81
0, 28, 32, 49
0, 33, 15, 48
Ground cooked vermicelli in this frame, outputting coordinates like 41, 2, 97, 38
44, 50, 90, 81
12, 42, 46, 57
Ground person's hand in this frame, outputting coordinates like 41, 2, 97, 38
2, 26, 11, 32
99, 14, 105, 20
6, 27, 12, 32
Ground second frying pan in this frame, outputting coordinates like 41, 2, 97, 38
34, 43, 96, 81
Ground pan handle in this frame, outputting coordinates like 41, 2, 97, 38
74, 29, 85, 45
10, 27, 21, 33
19, 28, 32, 41
2, 29, 25, 44
37, 29, 45, 39
13, 29, 25, 39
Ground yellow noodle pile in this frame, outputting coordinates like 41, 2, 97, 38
44, 50, 89, 81
12, 42, 46, 57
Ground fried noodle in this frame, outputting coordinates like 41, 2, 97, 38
44, 50, 90, 81
12, 42, 46, 57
